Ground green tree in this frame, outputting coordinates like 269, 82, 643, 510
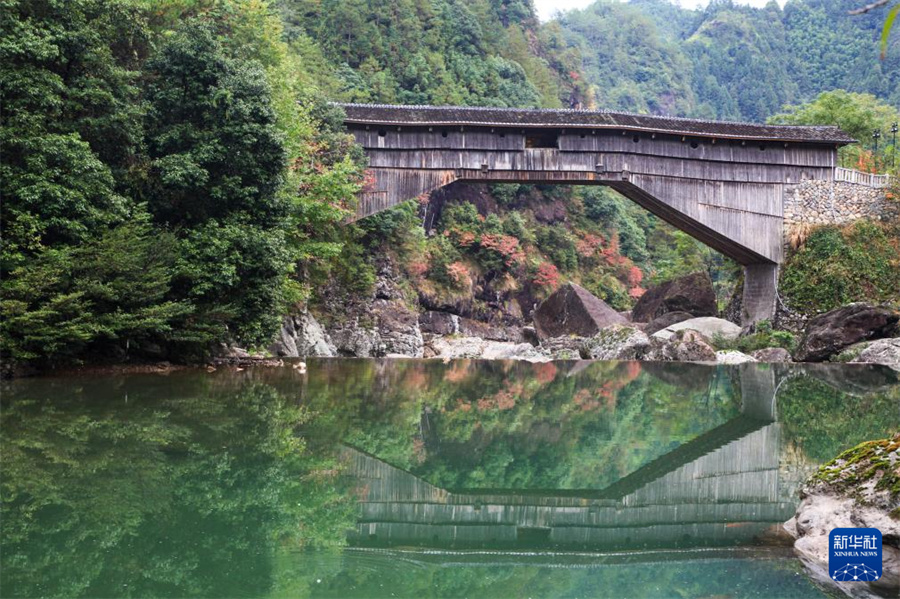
143, 22, 292, 346
0, 0, 148, 272
769, 90, 900, 171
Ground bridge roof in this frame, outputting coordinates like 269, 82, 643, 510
338, 103, 855, 145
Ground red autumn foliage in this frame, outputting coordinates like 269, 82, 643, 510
361, 169, 377, 192
407, 259, 428, 278
576, 233, 604, 258
479, 233, 525, 266
629, 286, 646, 299
626, 265, 643, 287
450, 229, 476, 247
446, 261, 471, 288
532, 262, 560, 288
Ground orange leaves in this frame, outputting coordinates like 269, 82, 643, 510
533, 262, 560, 289
446, 261, 472, 288
576, 233, 604, 258
479, 233, 525, 266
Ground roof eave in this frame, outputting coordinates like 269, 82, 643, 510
341, 116, 855, 145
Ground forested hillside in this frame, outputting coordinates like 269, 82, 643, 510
559, 0, 900, 122
2, 0, 898, 369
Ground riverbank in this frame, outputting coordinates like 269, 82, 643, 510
785, 434, 900, 598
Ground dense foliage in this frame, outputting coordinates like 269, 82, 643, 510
780, 220, 900, 314
0, 0, 365, 366
559, 0, 900, 123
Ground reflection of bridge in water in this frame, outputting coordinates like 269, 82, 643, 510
344, 366, 802, 552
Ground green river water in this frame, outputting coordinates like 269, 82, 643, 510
2, 359, 898, 598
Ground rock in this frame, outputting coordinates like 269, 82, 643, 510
583, 325, 651, 360
852, 338, 900, 371
426, 336, 486, 359
269, 311, 337, 357
750, 347, 793, 363
795, 303, 899, 362
328, 300, 424, 357
481, 342, 549, 362
329, 326, 383, 357
419, 311, 459, 336
715, 350, 757, 364
217, 343, 251, 359
458, 317, 523, 342
426, 337, 549, 362
523, 326, 540, 346
373, 299, 424, 357
644, 311, 693, 336
784, 435, 900, 598
631, 271, 717, 322
644, 329, 717, 362
539, 336, 587, 360
533, 283, 626, 340
651, 317, 742, 342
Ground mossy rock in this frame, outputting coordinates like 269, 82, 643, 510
809, 433, 900, 513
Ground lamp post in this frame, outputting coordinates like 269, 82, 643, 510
873, 129, 881, 171
891, 122, 898, 169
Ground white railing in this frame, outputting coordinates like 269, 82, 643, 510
834, 167, 893, 188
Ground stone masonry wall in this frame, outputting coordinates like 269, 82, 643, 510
784, 179, 899, 227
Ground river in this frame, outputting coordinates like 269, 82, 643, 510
2, 359, 898, 598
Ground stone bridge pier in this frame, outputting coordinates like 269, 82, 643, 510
338, 103, 854, 325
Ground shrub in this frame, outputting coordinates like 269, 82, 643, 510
780, 220, 900, 314
536, 225, 578, 271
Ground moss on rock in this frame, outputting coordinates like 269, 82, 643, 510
808, 433, 900, 515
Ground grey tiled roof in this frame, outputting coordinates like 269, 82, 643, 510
336, 103, 856, 145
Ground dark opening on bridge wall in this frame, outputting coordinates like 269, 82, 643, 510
525, 131, 559, 149
517, 527, 551, 543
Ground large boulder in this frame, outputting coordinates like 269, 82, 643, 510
651, 316, 742, 342
794, 303, 899, 362
533, 283, 625, 340
269, 311, 337, 357
373, 299, 424, 357
644, 329, 717, 362
851, 338, 900, 371
583, 325, 651, 360
419, 311, 459, 336
631, 272, 717, 322
644, 311, 693, 336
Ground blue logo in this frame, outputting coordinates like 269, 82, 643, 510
829, 528, 882, 582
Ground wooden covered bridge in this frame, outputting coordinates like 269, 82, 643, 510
338, 103, 855, 325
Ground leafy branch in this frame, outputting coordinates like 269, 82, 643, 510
849, 0, 898, 58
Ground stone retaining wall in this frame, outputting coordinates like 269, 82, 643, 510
784, 179, 899, 227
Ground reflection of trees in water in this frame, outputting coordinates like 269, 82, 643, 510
777, 373, 900, 462
302, 359, 741, 491
1, 378, 353, 598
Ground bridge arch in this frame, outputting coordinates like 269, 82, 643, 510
339, 103, 854, 325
